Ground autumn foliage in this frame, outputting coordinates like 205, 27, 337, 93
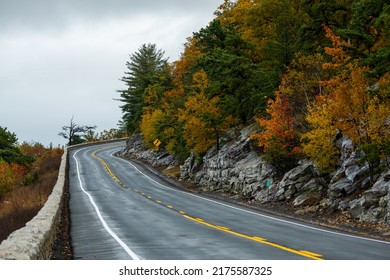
0, 161, 26, 196
250, 92, 301, 171
0, 133, 64, 242
252, 23, 390, 173
302, 27, 390, 173
178, 71, 235, 155
118, 0, 390, 172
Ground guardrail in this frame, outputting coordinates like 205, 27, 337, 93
0, 138, 127, 259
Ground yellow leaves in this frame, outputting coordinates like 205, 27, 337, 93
144, 86, 159, 106
140, 109, 164, 147
179, 112, 216, 155
378, 72, 390, 98
301, 28, 390, 171
178, 70, 234, 155
366, 97, 390, 145
301, 96, 340, 172
192, 70, 210, 93
172, 37, 202, 85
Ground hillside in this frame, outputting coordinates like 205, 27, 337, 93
117, 1, 390, 237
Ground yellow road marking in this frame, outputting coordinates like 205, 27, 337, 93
299, 250, 323, 258
183, 215, 323, 260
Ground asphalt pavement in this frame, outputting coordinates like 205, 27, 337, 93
68, 142, 390, 260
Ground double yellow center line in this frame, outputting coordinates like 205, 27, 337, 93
92, 146, 324, 260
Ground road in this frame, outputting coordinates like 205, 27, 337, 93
68, 142, 390, 260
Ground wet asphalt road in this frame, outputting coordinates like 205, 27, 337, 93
68, 142, 390, 260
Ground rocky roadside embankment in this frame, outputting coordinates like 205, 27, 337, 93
120, 125, 390, 238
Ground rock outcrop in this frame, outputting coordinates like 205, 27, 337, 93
347, 170, 390, 223
272, 160, 325, 206
180, 125, 275, 197
328, 137, 371, 199
119, 133, 179, 169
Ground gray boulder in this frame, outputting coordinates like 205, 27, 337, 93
328, 137, 370, 198
347, 170, 390, 224
274, 160, 323, 202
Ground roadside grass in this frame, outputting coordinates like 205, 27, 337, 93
0, 151, 62, 243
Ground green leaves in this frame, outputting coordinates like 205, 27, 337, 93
118, 43, 169, 133
0, 127, 33, 165
117, 1, 390, 174
193, 20, 277, 124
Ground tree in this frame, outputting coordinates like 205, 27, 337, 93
301, 95, 340, 172
0, 160, 26, 197
83, 128, 98, 142
178, 70, 235, 155
156, 87, 188, 160
0, 126, 33, 165
99, 128, 127, 140
58, 117, 96, 146
251, 92, 301, 172
302, 26, 390, 177
118, 43, 169, 133
300, 0, 354, 51
140, 109, 164, 147
341, 0, 390, 76
193, 19, 278, 124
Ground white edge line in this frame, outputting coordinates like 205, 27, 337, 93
111, 150, 390, 246
72, 148, 140, 260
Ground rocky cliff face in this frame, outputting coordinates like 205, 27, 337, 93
180, 125, 275, 197
119, 133, 179, 168
121, 126, 390, 228
179, 126, 389, 227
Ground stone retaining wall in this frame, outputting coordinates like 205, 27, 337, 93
0, 138, 127, 260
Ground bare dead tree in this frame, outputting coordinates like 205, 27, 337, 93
58, 116, 96, 146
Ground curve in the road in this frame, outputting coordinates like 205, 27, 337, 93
70, 143, 390, 260
92, 145, 327, 259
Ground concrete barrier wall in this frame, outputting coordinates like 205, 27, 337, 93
0, 138, 127, 260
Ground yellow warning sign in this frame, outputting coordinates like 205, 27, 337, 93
153, 139, 161, 147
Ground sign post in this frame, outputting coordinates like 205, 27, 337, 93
265, 180, 271, 201
153, 139, 161, 164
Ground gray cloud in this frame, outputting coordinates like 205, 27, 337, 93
0, 0, 221, 146
0, 0, 220, 33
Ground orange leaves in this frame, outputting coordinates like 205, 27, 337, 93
251, 25, 390, 173
365, 97, 390, 145
319, 26, 389, 145
172, 37, 202, 85
251, 92, 301, 170
0, 161, 26, 196
301, 26, 390, 171
252, 93, 296, 150
322, 25, 352, 70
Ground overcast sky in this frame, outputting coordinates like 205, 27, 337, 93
0, 0, 222, 146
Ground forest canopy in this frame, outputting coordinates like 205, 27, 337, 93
118, 0, 390, 169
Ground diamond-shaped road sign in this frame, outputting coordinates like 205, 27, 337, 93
153, 139, 161, 147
